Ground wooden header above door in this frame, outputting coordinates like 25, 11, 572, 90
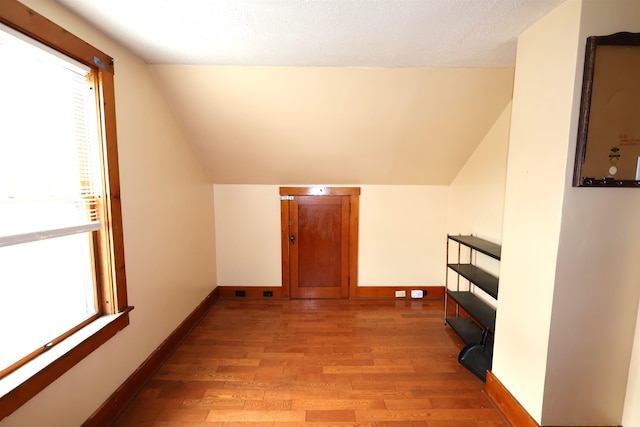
280, 186, 361, 196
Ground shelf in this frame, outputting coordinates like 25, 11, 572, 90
447, 264, 498, 299
446, 317, 494, 353
448, 235, 501, 260
446, 317, 484, 344
446, 234, 500, 382
447, 291, 496, 333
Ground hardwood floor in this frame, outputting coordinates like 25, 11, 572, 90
112, 298, 509, 427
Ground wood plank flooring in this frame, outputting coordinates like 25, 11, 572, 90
112, 298, 509, 427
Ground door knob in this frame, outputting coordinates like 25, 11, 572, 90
290, 235, 295, 245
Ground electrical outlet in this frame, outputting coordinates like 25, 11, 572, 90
263, 291, 273, 297
395, 290, 406, 298
235, 290, 245, 297
411, 290, 424, 299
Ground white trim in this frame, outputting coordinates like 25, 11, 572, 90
0, 310, 128, 398
0, 222, 100, 248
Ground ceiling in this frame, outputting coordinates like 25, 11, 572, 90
54, 0, 564, 185
149, 66, 514, 185
56, 0, 565, 67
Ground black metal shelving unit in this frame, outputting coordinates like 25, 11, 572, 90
445, 234, 501, 379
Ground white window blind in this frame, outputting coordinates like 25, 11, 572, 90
0, 23, 102, 248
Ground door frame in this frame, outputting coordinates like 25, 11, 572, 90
279, 186, 360, 299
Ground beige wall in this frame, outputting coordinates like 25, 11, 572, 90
494, 0, 581, 421
359, 185, 447, 287
214, 185, 448, 289
495, 0, 640, 425
624, 305, 640, 426
446, 102, 511, 304
448, 102, 511, 243
1, 1, 217, 426
546, 0, 640, 424
214, 185, 282, 286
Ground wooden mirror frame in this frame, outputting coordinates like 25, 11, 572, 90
573, 32, 640, 187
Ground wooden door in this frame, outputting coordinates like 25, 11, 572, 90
280, 187, 359, 299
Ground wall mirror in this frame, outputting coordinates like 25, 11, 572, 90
573, 32, 640, 187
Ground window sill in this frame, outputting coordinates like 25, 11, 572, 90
0, 307, 133, 421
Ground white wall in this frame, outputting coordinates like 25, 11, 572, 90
1, 1, 217, 426
493, 0, 582, 422
495, 0, 640, 425
214, 185, 448, 288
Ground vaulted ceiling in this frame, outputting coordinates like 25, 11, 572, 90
149, 66, 514, 185
55, 0, 565, 184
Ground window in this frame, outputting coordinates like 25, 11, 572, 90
0, 1, 129, 420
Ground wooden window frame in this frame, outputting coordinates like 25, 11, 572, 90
0, 0, 131, 420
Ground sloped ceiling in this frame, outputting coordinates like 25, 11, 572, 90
150, 66, 514, 185
56, 0, 564, 184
